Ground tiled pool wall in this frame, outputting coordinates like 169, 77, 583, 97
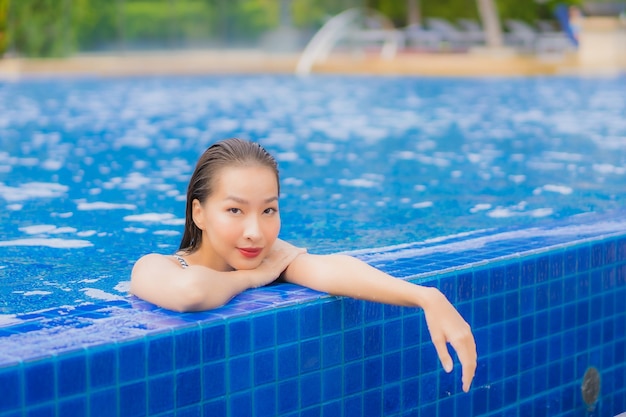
1, 234, 625, 417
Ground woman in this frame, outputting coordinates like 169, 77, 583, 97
131, 138, 476, 392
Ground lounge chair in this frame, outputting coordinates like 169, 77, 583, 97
504, 18, 572, 54
424, 17, 473, 49
456, 18, 487, 45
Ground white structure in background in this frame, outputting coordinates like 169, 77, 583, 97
295, 8, 403, 76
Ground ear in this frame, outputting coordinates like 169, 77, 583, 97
191, 199, 206, 230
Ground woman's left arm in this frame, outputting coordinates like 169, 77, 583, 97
283, 251, 477, 392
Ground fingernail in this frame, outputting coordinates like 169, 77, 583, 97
444, 362, 453, 373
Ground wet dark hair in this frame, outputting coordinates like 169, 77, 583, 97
179, 138, 279, 253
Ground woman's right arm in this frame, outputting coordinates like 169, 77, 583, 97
130, 254, 253, 312
130, 246, 304, 312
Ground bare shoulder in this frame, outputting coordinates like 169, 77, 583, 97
131, 253, 179, 281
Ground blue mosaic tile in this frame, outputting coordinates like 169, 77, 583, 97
118, 341, 146, 382
119, 381, 146, 417
384, 384, 402, 415
89, 389, 117, 417
300, 339, 321, 373
201, 324, 225, 362
384, 320, 402, 351
275, 308, 298, 344
57, 353, 86, 397
344, 362, 363, 395
384, 351, 402, 384
148, 374, 174, 415
0, 369, 21, 412
202, 399, 226, 416
229, 356, 251, 392
277, 380, 298, 414
364, 357, 383, 390
227, 320, 250, 356
147, 334, 174, 376
253, 385, 276, 417
57, 396, 86, 417
321, 333, 342, 366
229, 391, 252, 417
300, 304, 321, 339
253, 350, 275, 385
176, 369, 201, 408
25, 361, 54, 406
322, 367, 342, 401
277, 344, 298, 379
344, 329, 363, 362
300, 372, 321, 408
202, 362, 225, 399
174, 328, 200, 369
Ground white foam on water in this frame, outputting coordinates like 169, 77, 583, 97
275, 152, 298, 162
593, 163, 626, 175
115, 281, 130, 293
0, 238, 93, 248
114, 135, 152, 149
470, 203, 492, 213
51, 212, 73, 218
153, 230, 180, 236
124, 227, 148, 234
412, 201, 433, 209
77, 201, 137, 210
338, 178, 378, 188
508, 175, 526, 184
283, 177, 303, 186
0, 182, 68, 201
19, 225, 57, 234
80, 288, 124, 301
306, 142, 336, 152
76, 230, 97, 237
6, 204, 22, 211
534, 184, 574, 195
0, 314, 22, 327
123, 213, 175, 223
23, 290, 53, 296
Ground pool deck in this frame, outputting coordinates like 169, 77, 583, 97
0, 47, 623, 79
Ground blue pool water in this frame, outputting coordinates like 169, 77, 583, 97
1, 74, 625, 314
0, 74, 625, 417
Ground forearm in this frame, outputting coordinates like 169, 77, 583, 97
179, 266, 254, 311
283, 254, 438, 309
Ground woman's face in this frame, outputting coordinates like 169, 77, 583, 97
192, 164, 281, 271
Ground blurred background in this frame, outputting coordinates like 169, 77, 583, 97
1, 0, 624, 58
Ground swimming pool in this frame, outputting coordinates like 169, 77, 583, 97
0, 74, 625, 416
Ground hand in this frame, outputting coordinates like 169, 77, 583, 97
249, 241, 306, 288
422, 287, 477, 392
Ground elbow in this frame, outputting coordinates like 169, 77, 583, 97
170, 275, 229, 312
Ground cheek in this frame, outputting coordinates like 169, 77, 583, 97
211, 214, 242, 239
263, 218, 281, 240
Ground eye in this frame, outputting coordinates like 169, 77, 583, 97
263, 207, 278, 215
228, 208, 242, 214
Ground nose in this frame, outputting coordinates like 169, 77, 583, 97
243, 215, 261, 241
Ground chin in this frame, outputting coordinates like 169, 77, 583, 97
230, 258, 264, 271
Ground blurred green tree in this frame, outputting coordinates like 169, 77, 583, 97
0, 0, 7, 57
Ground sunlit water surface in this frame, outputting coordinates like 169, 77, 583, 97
1, 74, 625, 315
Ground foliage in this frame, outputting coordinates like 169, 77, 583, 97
0, 0, 7, 57
367, 0, 584, 26
6, 0, 589, 57
8, 0, 92, 57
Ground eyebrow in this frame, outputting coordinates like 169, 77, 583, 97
224, 195, 278, 204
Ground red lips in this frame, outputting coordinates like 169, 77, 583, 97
238, 247, 262, 258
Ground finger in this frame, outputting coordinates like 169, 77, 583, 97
431, 334, 453, 373
452, 338, 477, 392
